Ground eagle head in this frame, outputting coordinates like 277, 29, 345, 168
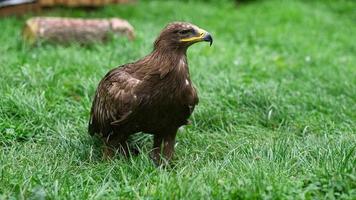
154, 22, 213, 51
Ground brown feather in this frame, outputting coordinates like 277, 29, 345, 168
88, 22, 212, 164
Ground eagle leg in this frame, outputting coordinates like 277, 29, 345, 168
102, 134, 138, 159
103, 145, 115, 160
151, 129, 177, 166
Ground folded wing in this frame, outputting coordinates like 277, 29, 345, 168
88, 67, 142, 137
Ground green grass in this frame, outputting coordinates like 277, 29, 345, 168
1, 0, 355, 199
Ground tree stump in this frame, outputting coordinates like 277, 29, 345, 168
23, 17, 135, 44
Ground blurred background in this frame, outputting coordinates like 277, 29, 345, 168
0, 0, 355, 199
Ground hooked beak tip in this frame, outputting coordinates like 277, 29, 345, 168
203, 33, 213, 46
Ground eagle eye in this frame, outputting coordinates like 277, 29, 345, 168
178, 29, 193, 35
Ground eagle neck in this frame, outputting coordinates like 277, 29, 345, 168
142, 49, 191, 99
143, 48, 193, 101
151, 48, 187, 64
149, 48, 189, 77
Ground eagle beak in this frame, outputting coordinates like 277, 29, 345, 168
180, 28, 213, 46
203, 33, 213, 46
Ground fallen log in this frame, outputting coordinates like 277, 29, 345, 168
38, 0, 136, 7
0, 1, 40, 17
23, 17, 135, 44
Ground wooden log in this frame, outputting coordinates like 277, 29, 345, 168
38, 0, 136, 7
23, 17, 135, 44
0, 2, 40, 17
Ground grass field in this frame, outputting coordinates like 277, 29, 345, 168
1, 0, 355, 199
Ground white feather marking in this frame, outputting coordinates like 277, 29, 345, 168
185, 79, 189, 86
178, 58, 186, 71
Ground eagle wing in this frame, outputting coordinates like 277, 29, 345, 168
88, 66, 142, 137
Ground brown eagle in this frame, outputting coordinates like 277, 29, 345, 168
88, 22, 213, 165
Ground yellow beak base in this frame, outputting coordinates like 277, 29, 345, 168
180, 28, 212, 45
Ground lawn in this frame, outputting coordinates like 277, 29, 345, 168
0, 0, 355, 199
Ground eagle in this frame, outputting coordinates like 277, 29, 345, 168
88, 22, 213, 165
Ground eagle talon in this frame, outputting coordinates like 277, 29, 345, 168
149, 151, 165, 167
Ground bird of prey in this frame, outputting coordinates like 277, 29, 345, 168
88, 22, 213, 165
